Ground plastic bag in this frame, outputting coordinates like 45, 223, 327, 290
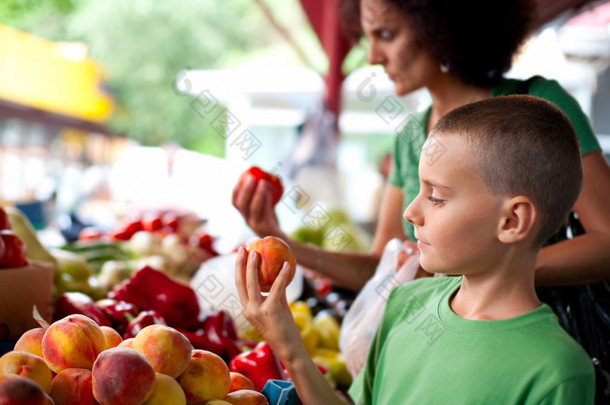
339, 238, 421, 378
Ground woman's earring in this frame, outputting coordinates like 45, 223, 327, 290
440, 62, 449, 74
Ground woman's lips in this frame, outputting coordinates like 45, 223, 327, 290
417, 240, 429, 248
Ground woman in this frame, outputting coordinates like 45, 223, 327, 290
232, 0, 610, 291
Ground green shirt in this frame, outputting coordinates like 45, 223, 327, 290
348, 277, 595, 405
388, 76, 602, 241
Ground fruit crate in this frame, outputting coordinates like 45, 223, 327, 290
0, 260, 54, 341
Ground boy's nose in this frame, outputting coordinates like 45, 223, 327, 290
403, 197, 421, 225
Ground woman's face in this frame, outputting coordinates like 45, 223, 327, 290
360, 0, 440, 96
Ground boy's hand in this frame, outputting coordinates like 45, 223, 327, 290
234, 247, 303, 359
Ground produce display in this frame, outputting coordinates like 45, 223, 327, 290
0, 204, 357, 403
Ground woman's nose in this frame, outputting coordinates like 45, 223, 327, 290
366, 40, 384, 65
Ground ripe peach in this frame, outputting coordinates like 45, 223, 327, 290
142, 373, 186, 405
92, 347, 156, 405
100, 326, 122, 349
42, 314, 105, 373
177, 349, 230, 403
14, 328, 45, 358
0, 374, 48, 405
0, 351, 53, 394
117, 337, 135, 348
229, 372, 254, 392
205, 401, 231, 405
133, 325, 191, 378
224, 389, 269, 405
49, 368, 98, 405
246, 236, 296, 292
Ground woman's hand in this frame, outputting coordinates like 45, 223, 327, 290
232, 175, 283, 238
234, 247, 302, 359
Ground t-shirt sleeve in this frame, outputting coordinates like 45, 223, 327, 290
535, 376, 595, 405
529, 78, 601, 156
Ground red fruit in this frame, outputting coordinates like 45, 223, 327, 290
161, 212, 179, 231
78, 227, 104, 241
0, 230, 27, 268
0, 208, 11, 230
246, 236, 296, 292
141, 212, 163, 232
237, 166, 283, 205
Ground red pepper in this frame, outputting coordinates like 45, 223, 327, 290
53, 292, 112, 327
229, 341, 287, 392
122, 310, 166, 339
108, 265, 201, 329
177, 310, 255, 364
96, 299, 139, 336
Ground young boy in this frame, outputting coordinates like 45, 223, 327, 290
234, 95, 595, 404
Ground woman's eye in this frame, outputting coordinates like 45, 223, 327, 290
380, 30, 394, 41
427, 196, 445, 205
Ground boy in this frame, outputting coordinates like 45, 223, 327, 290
234, 95, 595, 404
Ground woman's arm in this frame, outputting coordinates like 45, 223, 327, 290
234, 248, 347, 405
233, 177, 407, 290
536, 150, 610, 285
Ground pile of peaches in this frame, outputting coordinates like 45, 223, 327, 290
0, 315, 268, 405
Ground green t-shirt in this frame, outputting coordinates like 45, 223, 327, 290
348, 277, 595, 405
388, 76, 602, 241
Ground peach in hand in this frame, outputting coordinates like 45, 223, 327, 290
0, 351, 53, 394
133, 325, 191, 378
50, 368, 98, 405
42, 314, 105, 373
177, 349, 230, 403
142, 373, 186, 405
14, 328, 45, 358
92, 347, 156, 405
246, 236, 296, 292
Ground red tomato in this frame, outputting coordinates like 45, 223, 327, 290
78, 227, 105, 241
0, 208, 11, 230
141, 212, 163, 232
161, 212, 179, 232
0, 230, 27, 268
237, 166, 283, 205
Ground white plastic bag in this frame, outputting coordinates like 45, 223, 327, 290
339, 238, 421, 378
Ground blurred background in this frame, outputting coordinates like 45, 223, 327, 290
1, 0, 609, 250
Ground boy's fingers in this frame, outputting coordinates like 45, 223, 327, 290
246, 250, 262, 301
268, 261, 291, 300
234, 247, 249, 304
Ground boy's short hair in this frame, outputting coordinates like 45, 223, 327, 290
431, 95, 583, 247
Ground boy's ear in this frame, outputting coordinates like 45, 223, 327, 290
497, 196, 537, 244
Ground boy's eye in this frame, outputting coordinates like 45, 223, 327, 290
427, 196, 445, 206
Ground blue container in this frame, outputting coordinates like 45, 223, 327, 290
15, 200, 46, 230
262, 379, 298, 405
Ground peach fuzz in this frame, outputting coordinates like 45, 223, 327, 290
246, 236, 296, 292
92, 347, 156, 405
0, 351, 53, 394
42, 314, 105, 374
50, 368, 98, 405
133, 325, 191, 378
177, 349, 230, 404
229, 372, 255, 392
14, 328, 45, 358
224, 389, 269, 405
142, 373, 186, 405
100, 326, 122, 349
117, 337, 135, 348
0, 374, 48, 405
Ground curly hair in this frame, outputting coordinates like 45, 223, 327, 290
340, 0, 534, 87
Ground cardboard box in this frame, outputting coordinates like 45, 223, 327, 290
0, 260, 54, 341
